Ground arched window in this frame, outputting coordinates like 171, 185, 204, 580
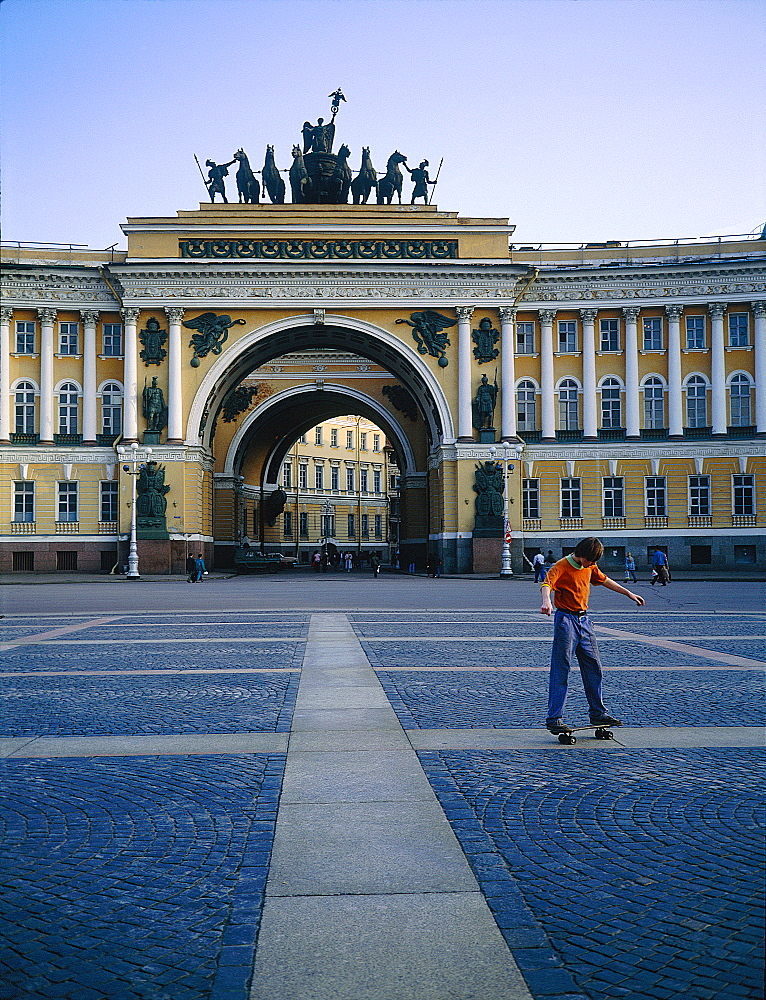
558, 379, 579, 430
643, 377, 665, 429
57, 382, 79, 435
729, 374, 752, 427
685, 375, 708, 429
600, 378, 622, 429
516, 380, 537, 431
14, 381, 36, 435
100, 382, 123, 437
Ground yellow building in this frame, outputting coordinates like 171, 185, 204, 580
1, 199, 764, 576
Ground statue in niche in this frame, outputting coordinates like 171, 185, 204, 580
396, 310, 456, 367
184, 312, 246, 366
137, 461, 170, 520
472, 317, 500, 364
473, 461, 504, 517
472, 373, 498, 431
142, 377, 168, 434
223, 385, 259, 423
139, 317, 167, 366
382, 385, 418, 422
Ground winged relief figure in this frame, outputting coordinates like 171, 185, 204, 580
183, 312, 246, 365
396, 310, 456, 367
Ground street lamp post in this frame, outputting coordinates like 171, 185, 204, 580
117, 442, 151, 580
491, 441, 524, 578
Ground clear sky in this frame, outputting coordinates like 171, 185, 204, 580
1, 0, 764, 250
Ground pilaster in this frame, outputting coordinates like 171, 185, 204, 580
81, 309, 99, 444
122, 307, 140, 442
539, 309, 556, 440
709, 302, 727, 435
0, 306, 12, 443
623, 306, 640, 438
499, 307, 517, 441
165, 306, 185, 442
665, 304, 683, 437
580, 308, 597, 438
38, 307, 56, 444
752, 301, 765, 434
456, 305, 475, 441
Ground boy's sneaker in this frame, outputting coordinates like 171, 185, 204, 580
590, 714, 622, 727
546, 719, 571, 734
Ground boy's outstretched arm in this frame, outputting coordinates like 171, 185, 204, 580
601, 577, 645, 606
540, 583, 553, 615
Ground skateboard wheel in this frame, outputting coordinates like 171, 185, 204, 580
558, 733, 576, 745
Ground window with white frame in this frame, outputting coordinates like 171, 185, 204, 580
523, 478, 540, 519
561, 478, 581, 518
516, 321, 534, 354
330, 428, 338, 447
346, 429, 353, 449
374, 514, 382, 538
57, 383, 79, 435
645, 477, 666, 517
729, 374, 752, 426
361, 513, 369, 537
15, 321, 35, 354
600, 318, 619, 351
360, 432, 367, 450
100, 481, 119, 522
642, 317, 663, 351
283, 511, 293, 537
57, 481, 78, 522
314, 426, 322, 446
321, 512, 335, 537
360, 468, 368, 492
299, 433, 307, 444
373, 433, 380, 452
59, 322, 79, 355
603, 477, 624, 517
732, 475, 754, 516
13, 482, 35, 523
14, 381, 36, 434
685, 376, 708, 428
373, 469, 381, 493
557, 320, 577, 353
101, 383, 122, 437
689, 476, 711, 516
516, 380, 537, 431
685, 315, 705, 349
331, 466, 339, 490
600, 378, 622, 428
299, 512, 308, 536
102, 323, 123, 356
347, 513, 355, 537
314, 464, 324, 490
298, 463, 308, 489
728, 313, 749, 347
346, 466, 354, 492
558, 380, 579, 430
643, 378, 665, 429
282, 462, 292, 488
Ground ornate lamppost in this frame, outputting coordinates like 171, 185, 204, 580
490, 441, 524, 578
117, 442, 152, 580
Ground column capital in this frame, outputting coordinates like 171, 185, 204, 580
455, 305, 475, 322
622, 306, 640, 321
579, 308, 597, 322
121, 307, 140, 323
538, 309, 557, 324
498, 307, 517, 322
752, 300, 766, 317
0, 307, 13, 324
665, 304, 684, 320
708, 302, 727, 319
38, 307, 57, 324
165, 306, 186, 323
80, 309, 100, 326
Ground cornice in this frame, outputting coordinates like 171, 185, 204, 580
0, 268, 118, 307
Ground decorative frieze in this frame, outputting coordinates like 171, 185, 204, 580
179, 238, 459, 260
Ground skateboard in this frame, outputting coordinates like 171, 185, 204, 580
552, 724, 617, 745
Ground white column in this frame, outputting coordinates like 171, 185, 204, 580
0, 307, 12, 443
122, 307, 140, 442
38, 307, 56, 444
165, 306, 185, 442
499, 306, 516, 440
754, 301, 766, 434
709, 302, 727, 435
456, 305, 474, 440
580, 308, 597, 438
539, 309, 556, 440
623, 306, 640, 438
81, 309, 99, 444
665, 304, 683, 437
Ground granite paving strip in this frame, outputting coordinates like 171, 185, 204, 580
593, 624, 766, 667
250, 612, 533, 1000
0, 615, 123, 650
0, 732, 289, 758
408, 726, 765, 751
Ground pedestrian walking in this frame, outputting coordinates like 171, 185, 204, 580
651, 548, 669, 586
624, 551, 637, 583
194, 553, 206, 583
371, 552, 381, 577
532, 549, 546, 583
345, 551, 353, 572
185, 554, 197, 583
540, 537, 644, 734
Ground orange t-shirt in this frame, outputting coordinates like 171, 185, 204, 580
543, 556, 607, 613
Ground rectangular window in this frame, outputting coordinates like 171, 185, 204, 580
298, 464, 308, 490
689, 476, 711, 516
282, 463, 292, 488
314, 465, 324, 490
728, 313, 749, 347
389, 474, 398, 491
13, 482, 35, 523
346, 466, 355, 492
516, 321, 534, 354
346, 429, 353, 449
102, 323, 123, 356
560, 478, 581, 519
59, 322, 79, 355
645, 477, 666, 517
374, 514, 382, 538
299, 433, 307, 444
600, 318, 619, 351
13, 551, 35, 571
348, 513, 355, 537
101, 386, 122, 436
361, 514, 369, 537
331, 466, 339, 491
690, 545, 712, 565
732, 475, 754, 516
56, 551, 78, 571
100, 481, 118, 522
15, 321, 35, 354
314, 426, 322, 446
523, 478, 540, 519
360, 432, 367, 450
373, 433, 380, 452
283, 511, 292, 537
321, 514, 335, 537
360, 468, 368, 492
685, 315, 705, 349
643, 381, 665, 429
557, 320, 577, 353
15, 384, 36, 435
330, 428, 338, 447
57, 482, 78, 522
602, 477, 624, 517
299, 512, 308, 537
642, 317, 663, 350
373, 469, 381, 493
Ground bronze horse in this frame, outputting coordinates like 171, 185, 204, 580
350, 147, 378, 205
263, 145, 285, 204
290, 145, 309, 203
330, 144, 352, 204
233, 149, 260, 204
377, 151, 407, 205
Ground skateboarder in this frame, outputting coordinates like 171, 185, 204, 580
540, 537, 644, 735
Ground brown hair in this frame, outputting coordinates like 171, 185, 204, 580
574, 537, 604, 561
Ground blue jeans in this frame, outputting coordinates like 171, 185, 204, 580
547, 610, 608, 723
